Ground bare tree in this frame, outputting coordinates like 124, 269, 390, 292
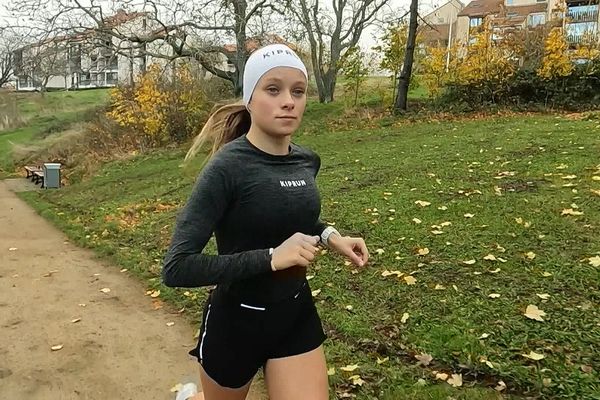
394, 0, 418, 112
287, 0, 390, 103
0, 45, 14, 88
6, 0, 285, 95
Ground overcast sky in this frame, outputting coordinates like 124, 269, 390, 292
0, 0, 442, 49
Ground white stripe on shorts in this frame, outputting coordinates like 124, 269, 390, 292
199, 304, 211, 362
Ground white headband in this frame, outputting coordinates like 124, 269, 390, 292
242, 44, 308, 105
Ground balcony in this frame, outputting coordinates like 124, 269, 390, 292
567, 32, 598, 44
567, 9, 599, 23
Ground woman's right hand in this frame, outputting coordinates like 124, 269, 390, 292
271, 233, 320, 271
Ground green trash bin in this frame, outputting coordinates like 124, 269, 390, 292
43, 163, 61, 189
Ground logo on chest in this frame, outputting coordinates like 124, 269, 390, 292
280, 179, 307, 188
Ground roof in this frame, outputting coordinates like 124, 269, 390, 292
458, 0, 503, 17
422, 0, 465, 19
421, 23, 452, 43
103, 9, 146, 28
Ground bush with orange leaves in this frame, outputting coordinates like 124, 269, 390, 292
107, 63, 209, 149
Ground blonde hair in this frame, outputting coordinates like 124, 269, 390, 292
185, 101, 251, 163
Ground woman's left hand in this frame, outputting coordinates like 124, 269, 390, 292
328, 235, 369, 267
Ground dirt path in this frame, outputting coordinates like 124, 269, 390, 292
0, 180, 266, 400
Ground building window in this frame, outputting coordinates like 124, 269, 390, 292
470, 17, 483, 28
506, 0, 513, 5
566, 21, 598, 43
106, 72, 118, 85
528, 13, 546, 26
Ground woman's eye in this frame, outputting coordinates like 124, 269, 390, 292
267, 87, 279, 94
292, 89, 305, 97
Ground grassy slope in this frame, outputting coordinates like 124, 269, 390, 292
0, 89, 109, 172
18, 108, 600, 399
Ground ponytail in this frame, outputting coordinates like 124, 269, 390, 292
185, 101, 251, 163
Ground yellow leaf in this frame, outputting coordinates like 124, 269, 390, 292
479, 333, 490, 339
51, 344, 63, 351
71, 318, 81, 323
483, 254, 497, 261
413, 217, 422, 224
311, 289, 321, 297
521, 351, 545, 360
340, 364, 359, 372
536, 293, 551, 300
525, 251, 536, 260
524, 304, 546, 321
489, 293, 501, 298
100, 288, 111, 294
588, 256, 600, 267
120, 268, 128, 273
375, 248, 385, 255
591, 189, 600, 196
150, 290, 161, 298
404, 276, 417, 285
495, 380, 507, 392
166, 322, 175, 327
447, 373, 463, 387
438, 205, 448, 210
327, 367, 336, 376
592, 176, 600, 181
440, 221, 452, 227
561, 208, 584, 216
562, 174, 577, 179
435, 372, 449, 381
349, 374, 365, 386
542, 271, 553, 277
415, 353, 433, 366
417, 247, 430, 255
415, 200, 431, 207
489, 268, 501, 273
434, 284, 446, 290
345, 305, 354, 311
377, 356, 389, 365
170, 383, 183, 393
382, 270, 403, 277
464, 213, 475, 218
515, 217, 523, 224
463, 259, 476, 265
401, 312, 410, 323
431, 230, 444, 235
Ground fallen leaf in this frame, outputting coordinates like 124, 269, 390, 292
349, 374, 365, 386
562, 174, 577, 179
415, 353, 433, 366
375, 248, 385, 255
463, 259, 476, 265
166, 322, 175, 327
413, 218, 422, 224
8, 247, 17, 251
404, 276, 417, 285
591, 189, 600, 196
71, 318, 81, 323
515, 217, 523, 224
150, 290, 161, 298
382, 270, 403, 277
340, 364, 359, 372
401, 312, 410, 323
431, 230, 444, 235
581, 365, 593, 373
489, 268, 501, 273
345, 305, 354, 311
525, 251, 536, 260
524, 304, 546, 321
435, 372, 449, 381
417, 247, 430, 256
51, 344, 63, 351
561, 208, 584, 216
536, 293, 551, 300
327, 367, 336, 376
447, 374, 463, 387
464, 213, 475, 218
483, 254, 497, 261
170, 383, 183, 393
522, 351, 545, 360
588, 256, 600, 267
78, 303, 86, 307
440, 221, 452, 227
489, 293, 501, 298
99, 288, 111, 294
434, 284, 446, 290
495, 380, 507, 392
415, 200, 431, 207
542, 271, 553, 277
543, 378, 552, 387
438, 205, 448, 210
377, 356, 389, 365
311, 289, 321, 297
479, 333, 490, 340
120, 268, 128, 273
592, 176, 600, 181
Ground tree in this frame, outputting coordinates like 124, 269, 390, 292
287, 0, 390, 103
373, 23, 408, 103
6, 0, 283, 96
0, 45, 14, 88
339, 46, 369, 106
393, 0, 418, 112
537, 27, 573, 80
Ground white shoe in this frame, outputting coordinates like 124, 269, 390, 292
175, 382, 198, 400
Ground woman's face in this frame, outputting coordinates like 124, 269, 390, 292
247, 67, 307, 138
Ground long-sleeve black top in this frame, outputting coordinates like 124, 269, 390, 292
162, 133, 326, 304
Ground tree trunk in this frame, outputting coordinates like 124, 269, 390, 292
394, 0, 418, 113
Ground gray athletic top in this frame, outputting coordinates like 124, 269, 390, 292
162, 133, 326, 304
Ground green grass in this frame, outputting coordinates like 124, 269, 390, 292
18, 109, 600, 399
0, 89, 109, 173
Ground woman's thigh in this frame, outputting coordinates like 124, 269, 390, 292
198, 364, 253, 400
264, 345, 329, 400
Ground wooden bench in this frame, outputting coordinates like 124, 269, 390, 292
32, 170, 44, 187
24, 165, 42, 179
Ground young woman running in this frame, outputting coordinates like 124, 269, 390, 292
162, 43, 369, 400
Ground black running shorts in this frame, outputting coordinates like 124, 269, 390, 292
189, 280, 327, 389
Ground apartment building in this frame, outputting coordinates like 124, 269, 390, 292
421, 0, 466, 47
454, 0, 600, 46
